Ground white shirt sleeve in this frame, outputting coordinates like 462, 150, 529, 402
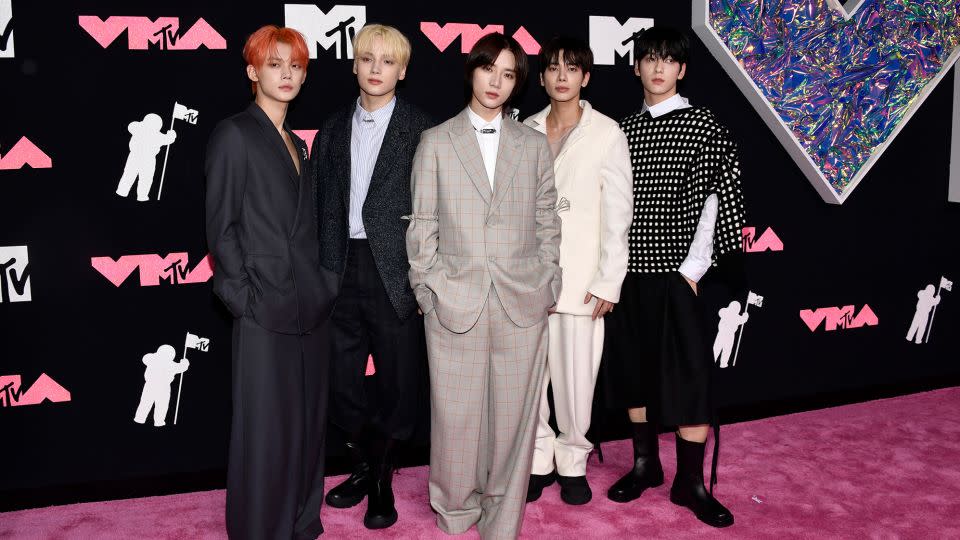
678, 193, 718, 283
587, 128, 633, 303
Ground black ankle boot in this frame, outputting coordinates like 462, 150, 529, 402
325, 440, 371, 509
669, 434, 734, 528
364, 439, 398, 529
526, 471, 557, 502
607, 422, 664, 503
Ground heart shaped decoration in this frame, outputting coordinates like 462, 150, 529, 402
693, 0, 960, 204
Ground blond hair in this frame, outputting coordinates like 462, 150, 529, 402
352, 24, 411, 67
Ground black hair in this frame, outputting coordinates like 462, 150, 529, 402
538, 36, 594, 76
633, 26, 690, 66
464, 33, 529, 107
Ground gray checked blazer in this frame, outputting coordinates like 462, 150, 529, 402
406, 107, 562, 333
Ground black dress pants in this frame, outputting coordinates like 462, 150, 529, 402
329, 239, 424, 441
225, 315, 330, 540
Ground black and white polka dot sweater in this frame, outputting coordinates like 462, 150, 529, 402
619, 107, 745, 274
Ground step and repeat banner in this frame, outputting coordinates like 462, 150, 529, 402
2, 1, 958, 498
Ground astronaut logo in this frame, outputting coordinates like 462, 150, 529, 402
115, 102, 197, 202
133, 332, 209, 427
906, 277, 952, 344
714, 291, 763, 368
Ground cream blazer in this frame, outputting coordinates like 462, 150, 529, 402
524, 101, 633, 315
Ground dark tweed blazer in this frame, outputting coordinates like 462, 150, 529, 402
311, 96, 433, 320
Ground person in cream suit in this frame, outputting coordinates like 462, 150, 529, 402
523, 36, 633, 506
406, 33, 561, 539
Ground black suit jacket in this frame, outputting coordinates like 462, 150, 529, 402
311, 96, 433, 320
205, 102, 337, 334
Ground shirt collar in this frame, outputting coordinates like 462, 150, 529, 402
354, 96, 397, 127
467, 106, 503, 134
641, 93, 690, 118
529, 100, 593, 130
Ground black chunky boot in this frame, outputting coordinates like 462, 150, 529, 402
363, 438, 398, 529
325, 439, 371, 509
607, 422, 664, 503
669, 434, 734, 528
526, 471, 557, 502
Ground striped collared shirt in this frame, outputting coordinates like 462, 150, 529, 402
349, 96, 396, 239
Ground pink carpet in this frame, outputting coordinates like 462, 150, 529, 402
4, 388, 960, 539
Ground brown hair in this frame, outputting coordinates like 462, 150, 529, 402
538, 36, 593, 76
463, 33, 528, 108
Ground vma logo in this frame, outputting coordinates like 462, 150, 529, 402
589, 16, 654, 66
91, 252, 213, 287
742, 226, 783, 252
292, 129, 318, 158
78, 16, 226, 50
800, 304, 878, 332
1, 373, 71, 408
0, 137, 52, 170
0, 245, 31, 303
421, 22, 540, 54
285, 4, 366, 60
1, 0, 13, 58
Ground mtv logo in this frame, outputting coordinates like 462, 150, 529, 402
284, 4, 366, 60
78, 16, 227, 50
742, 227, 784, 253
0, 245, 31, 303
800, 304, 879, 332
0, 137, 52, 170
0, 373, 71, 408
420, 22, 540, 54
589, 16, 654, 66
0, 0, 13, 58
91, 252, 214, 287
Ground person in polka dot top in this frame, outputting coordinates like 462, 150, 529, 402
599, 26, 745, 529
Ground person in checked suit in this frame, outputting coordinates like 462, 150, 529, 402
205, 26, 336, 539
406, 33, 562, 539
310, 24, 433, 530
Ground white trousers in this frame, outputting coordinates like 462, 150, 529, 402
532, 313, 604, 477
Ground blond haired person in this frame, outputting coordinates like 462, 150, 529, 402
310, 24, 433, 530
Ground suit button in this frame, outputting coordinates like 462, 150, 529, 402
488, 256, 495, 262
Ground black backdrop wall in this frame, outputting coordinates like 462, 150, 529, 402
1, 1, 957, 509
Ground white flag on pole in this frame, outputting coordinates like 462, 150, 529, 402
172, 102, 199, 124
940, 277, 953, 292
185, 332, 210, 352
747, 291, 764, 308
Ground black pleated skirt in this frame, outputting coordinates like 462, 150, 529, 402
599, 271, 714, 427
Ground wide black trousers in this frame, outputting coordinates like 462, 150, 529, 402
226, 316, 330, 540
600, 271, 714, 427
328, 239, 425, 441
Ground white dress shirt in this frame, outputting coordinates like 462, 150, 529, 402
642, 94, 719, 283
467, 107, 502, 189
349, 96, 396, 239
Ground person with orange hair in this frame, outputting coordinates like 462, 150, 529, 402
205, 25, 338, 539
